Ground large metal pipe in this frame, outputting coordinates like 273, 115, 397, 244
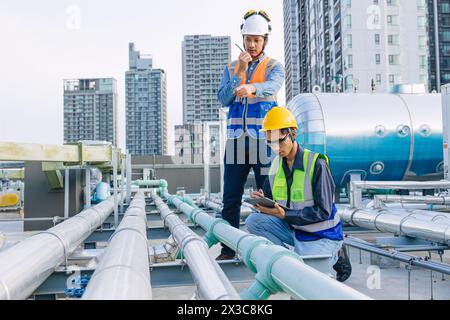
350, 181, 450, 208
165, 192, 370, 300
373, 195, 450, 208
82, 192, 151, 300
199, 198, 254, 216
339, 206, 450, 245
0, 194, 123, 300
152, 193, 239, 300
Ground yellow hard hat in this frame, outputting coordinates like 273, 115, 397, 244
260, 106, 298, 132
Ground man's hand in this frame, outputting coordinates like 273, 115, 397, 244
237, 52, 252, 75
254, 203, 286, 219
251, 189, 264, 199
235, 84, 256, 98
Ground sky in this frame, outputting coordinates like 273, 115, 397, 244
0, 0, 285, 155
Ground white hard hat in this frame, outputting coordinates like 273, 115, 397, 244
240, 10, 271, 36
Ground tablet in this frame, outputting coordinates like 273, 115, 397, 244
244, 197, 288, 210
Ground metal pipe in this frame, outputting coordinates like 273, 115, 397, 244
199, 198, 254, 216
152, 193, 239, 300
132, 179, 168, 188
82, 192, 151, 300
339, 206, 450, 245
165, 191, 370, 300
0, 194, 123, 300
345, 236, 450, 275
349, 181, 450, 208
373, 195, 450, 208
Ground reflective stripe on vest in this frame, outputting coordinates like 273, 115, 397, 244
269, 149, 340, 233
226, 56, 278, 139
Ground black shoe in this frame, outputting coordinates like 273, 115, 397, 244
333, 246, 352, 282
216, 253, 235, 261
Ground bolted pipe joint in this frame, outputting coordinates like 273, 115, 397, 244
188, 208, 205, 224
203, 218, 230, 248
237, 235, 272, 273
252, 244, 304, 295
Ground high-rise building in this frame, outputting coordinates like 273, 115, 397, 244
63, 78, 117, 145
182, 35, 231, 123
284, 0, 430, 97
174, 123, 220, 164
126, 43, 167, 155
428, 0, 450, 92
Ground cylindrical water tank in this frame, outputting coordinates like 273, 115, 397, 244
287, 93, 443, 187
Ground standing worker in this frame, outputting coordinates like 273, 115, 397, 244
245, 107, 352, 281
217, 10, 285, 260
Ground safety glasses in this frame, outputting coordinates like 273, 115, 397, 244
244, 9, 271, 23
266, 134, 290, 145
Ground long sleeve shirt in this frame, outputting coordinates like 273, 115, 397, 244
262, 145, 336, 227
217, 53, 285, 107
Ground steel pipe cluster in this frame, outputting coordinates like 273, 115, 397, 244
83, 191, 151, 299
0, 194, 123, 300
339, 206, 450, 245
164, 191, 370, 300
152, 192, 239, 300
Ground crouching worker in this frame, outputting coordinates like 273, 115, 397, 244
245, 106, 349, 279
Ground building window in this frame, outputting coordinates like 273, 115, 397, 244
387, 15, 399, 26
388, 34, 399, 45
375, 54, 381, 65
348, 55, 353, 68
376, 74, 382, 85
375, 34, 380, 45
346, 14, 352, 28
347, 34, 353, 48
389, 54, 400, 65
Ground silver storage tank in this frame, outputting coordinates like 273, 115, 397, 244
287, 93, 443, 187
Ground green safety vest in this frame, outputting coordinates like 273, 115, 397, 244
269, 149, 340, 233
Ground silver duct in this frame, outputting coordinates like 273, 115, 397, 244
82, 192, 151, 299
0, 194, 123, 300
152, 192, 240, 300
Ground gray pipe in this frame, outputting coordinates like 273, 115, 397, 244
373, 195, 450, 208
199, 198, 254, 216
0, 194, 123, 300
166, 192, 370, 300
349, 181, 450, 208
339, 206, 450, 245
152, 192, 239, 300
82, 192, 151, 300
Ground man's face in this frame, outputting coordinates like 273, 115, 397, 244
244, 35, 266, 59
266, 129, 294, 157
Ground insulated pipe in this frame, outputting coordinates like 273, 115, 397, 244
339, 206, 450, 245
349, 181, 450, 208
379, 208, 450, 224
133, 179, 168, 189
151, 193, 239, 300
0, 194, 123, 300
82, 192, 151, 300
199, 198, 254, 216
164, 191, 370, 300
373, 195, 450, 208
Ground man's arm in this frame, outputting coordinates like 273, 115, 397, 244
252, 61, 285, 98
283, 158, 335, 226
217, 66, 241, 106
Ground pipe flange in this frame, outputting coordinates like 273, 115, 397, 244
255, 249, 303, 294
241, 237, 272, 273
188, 208, 204, 224
109, 226, 148, 244
204, 218, 230, 247
39, 230, 70, 262
180, 234, 204, 252
235, 233, 255, 259
162, 212, 178, 229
